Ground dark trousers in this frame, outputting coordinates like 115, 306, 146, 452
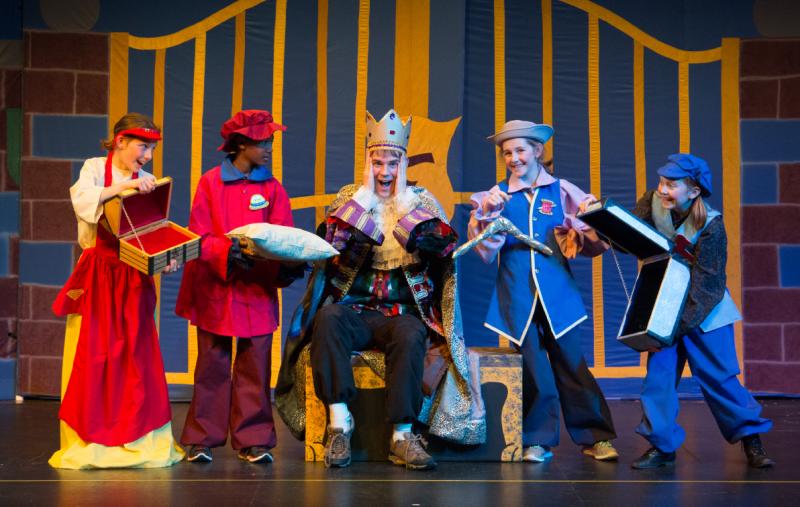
310, 304, 428, 424
181, 329, 276, 450
518, 304, 616, 447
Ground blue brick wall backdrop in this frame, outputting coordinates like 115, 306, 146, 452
16, 113, 103, 395
779, 246, 800, 288
0, 1, 23, 399
16, 26, 110, 395
740, 38, 800, 393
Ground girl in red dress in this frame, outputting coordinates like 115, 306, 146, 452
49, 113, 184, 469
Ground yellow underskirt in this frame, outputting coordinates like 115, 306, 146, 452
51, 314, 185, 469
49, 421, 185, 469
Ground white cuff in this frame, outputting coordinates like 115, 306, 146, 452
352, 185, 378, 211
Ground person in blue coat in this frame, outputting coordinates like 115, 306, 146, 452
468, 120, 617, 463
629, 153, 774, 469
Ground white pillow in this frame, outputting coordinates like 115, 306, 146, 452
227, 223, 339, 261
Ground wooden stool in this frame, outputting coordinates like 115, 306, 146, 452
304, 346, 522, 462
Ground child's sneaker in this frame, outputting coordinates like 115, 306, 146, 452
523, 445, 553, 462
582, 440, 619, 461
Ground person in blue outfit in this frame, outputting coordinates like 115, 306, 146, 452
629, 153, 774, 469
468, 120, 618, 463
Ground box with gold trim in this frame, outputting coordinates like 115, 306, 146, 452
578, 198, 690, 351
304, 347, 522, 462
103, 176, 200, 276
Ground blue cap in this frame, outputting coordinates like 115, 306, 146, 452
657, 153, 712, 197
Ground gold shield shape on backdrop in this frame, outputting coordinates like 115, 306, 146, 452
405, 116, 461, 220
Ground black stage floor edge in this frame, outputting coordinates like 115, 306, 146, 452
1, 399, 798, 506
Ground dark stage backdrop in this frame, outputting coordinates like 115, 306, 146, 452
20, 0, 764, 396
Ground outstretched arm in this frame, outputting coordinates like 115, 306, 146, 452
466, 187, 508, 263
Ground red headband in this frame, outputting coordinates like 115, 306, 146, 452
114, 127, 162, 144
104, 128, 159, 185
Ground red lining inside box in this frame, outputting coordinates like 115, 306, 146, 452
123, 225, 194, 254
118, 184, 171, 236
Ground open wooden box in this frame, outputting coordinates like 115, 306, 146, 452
103, 176, 200, 276
578, 198, 690, 351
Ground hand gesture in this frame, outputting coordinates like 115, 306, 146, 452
578, 199, 593, 214
482, 188, 510, 215
133, 176, 156, 194
362, 150, 375, 194
562, 228, 579, 259
394, 154, 408, 197
162, 258, 181, 274
237, 236, 257, 258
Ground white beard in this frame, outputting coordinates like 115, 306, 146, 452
370, 194, 420, 270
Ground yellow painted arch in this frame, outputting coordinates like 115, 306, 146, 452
127, 0, 264, 50
559, 0, 721, 63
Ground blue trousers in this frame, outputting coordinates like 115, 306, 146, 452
517, 304, 616, 447
637, 324, 772, 453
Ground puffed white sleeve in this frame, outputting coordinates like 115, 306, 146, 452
69, 159, 105, 224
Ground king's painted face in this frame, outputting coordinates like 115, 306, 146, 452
370, 151, 401, 199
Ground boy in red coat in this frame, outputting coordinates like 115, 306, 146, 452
177, 110, 299, 463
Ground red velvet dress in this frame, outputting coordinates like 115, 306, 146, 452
52, 172, 172, 447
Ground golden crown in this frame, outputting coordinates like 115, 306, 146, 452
365, 109, 412, 153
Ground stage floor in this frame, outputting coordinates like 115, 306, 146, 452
1, 399, 798, 506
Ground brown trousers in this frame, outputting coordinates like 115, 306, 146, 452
180, 329, 275, 450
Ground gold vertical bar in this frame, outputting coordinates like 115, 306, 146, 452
315, 0, 329, 226
633, 42, 646, 201
394, 0, 430, 117
588, 14, 605, 368
632, 41, 649, 368
152, 48, 166, 331
494, 0, 508, 349
271, 291, 282, 387
176, 33, 207, 385
271, 0, 287, 182
109, 33, 130, 134
152, 49, 166, 178
721, 38, 743, 377
231, 12, 246, 115
353, 0, 370, 184
633, 41, 647, 369
190, 33, 206, 204
493, 0, 506, 184
541, 0, 553, 160
679, 61, 690, 153
270, 0, 288, 385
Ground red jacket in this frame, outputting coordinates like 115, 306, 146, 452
176, 162, 294, 337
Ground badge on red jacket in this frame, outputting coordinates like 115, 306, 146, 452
250, 194, 269, 210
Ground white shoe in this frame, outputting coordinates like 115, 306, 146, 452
523, 445, 553, 462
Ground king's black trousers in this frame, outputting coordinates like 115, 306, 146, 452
309, 304, 428, 424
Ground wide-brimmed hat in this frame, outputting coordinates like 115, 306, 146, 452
487, 120, 554, 146
657, 153, 713, 197
218, 109, 286, 151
